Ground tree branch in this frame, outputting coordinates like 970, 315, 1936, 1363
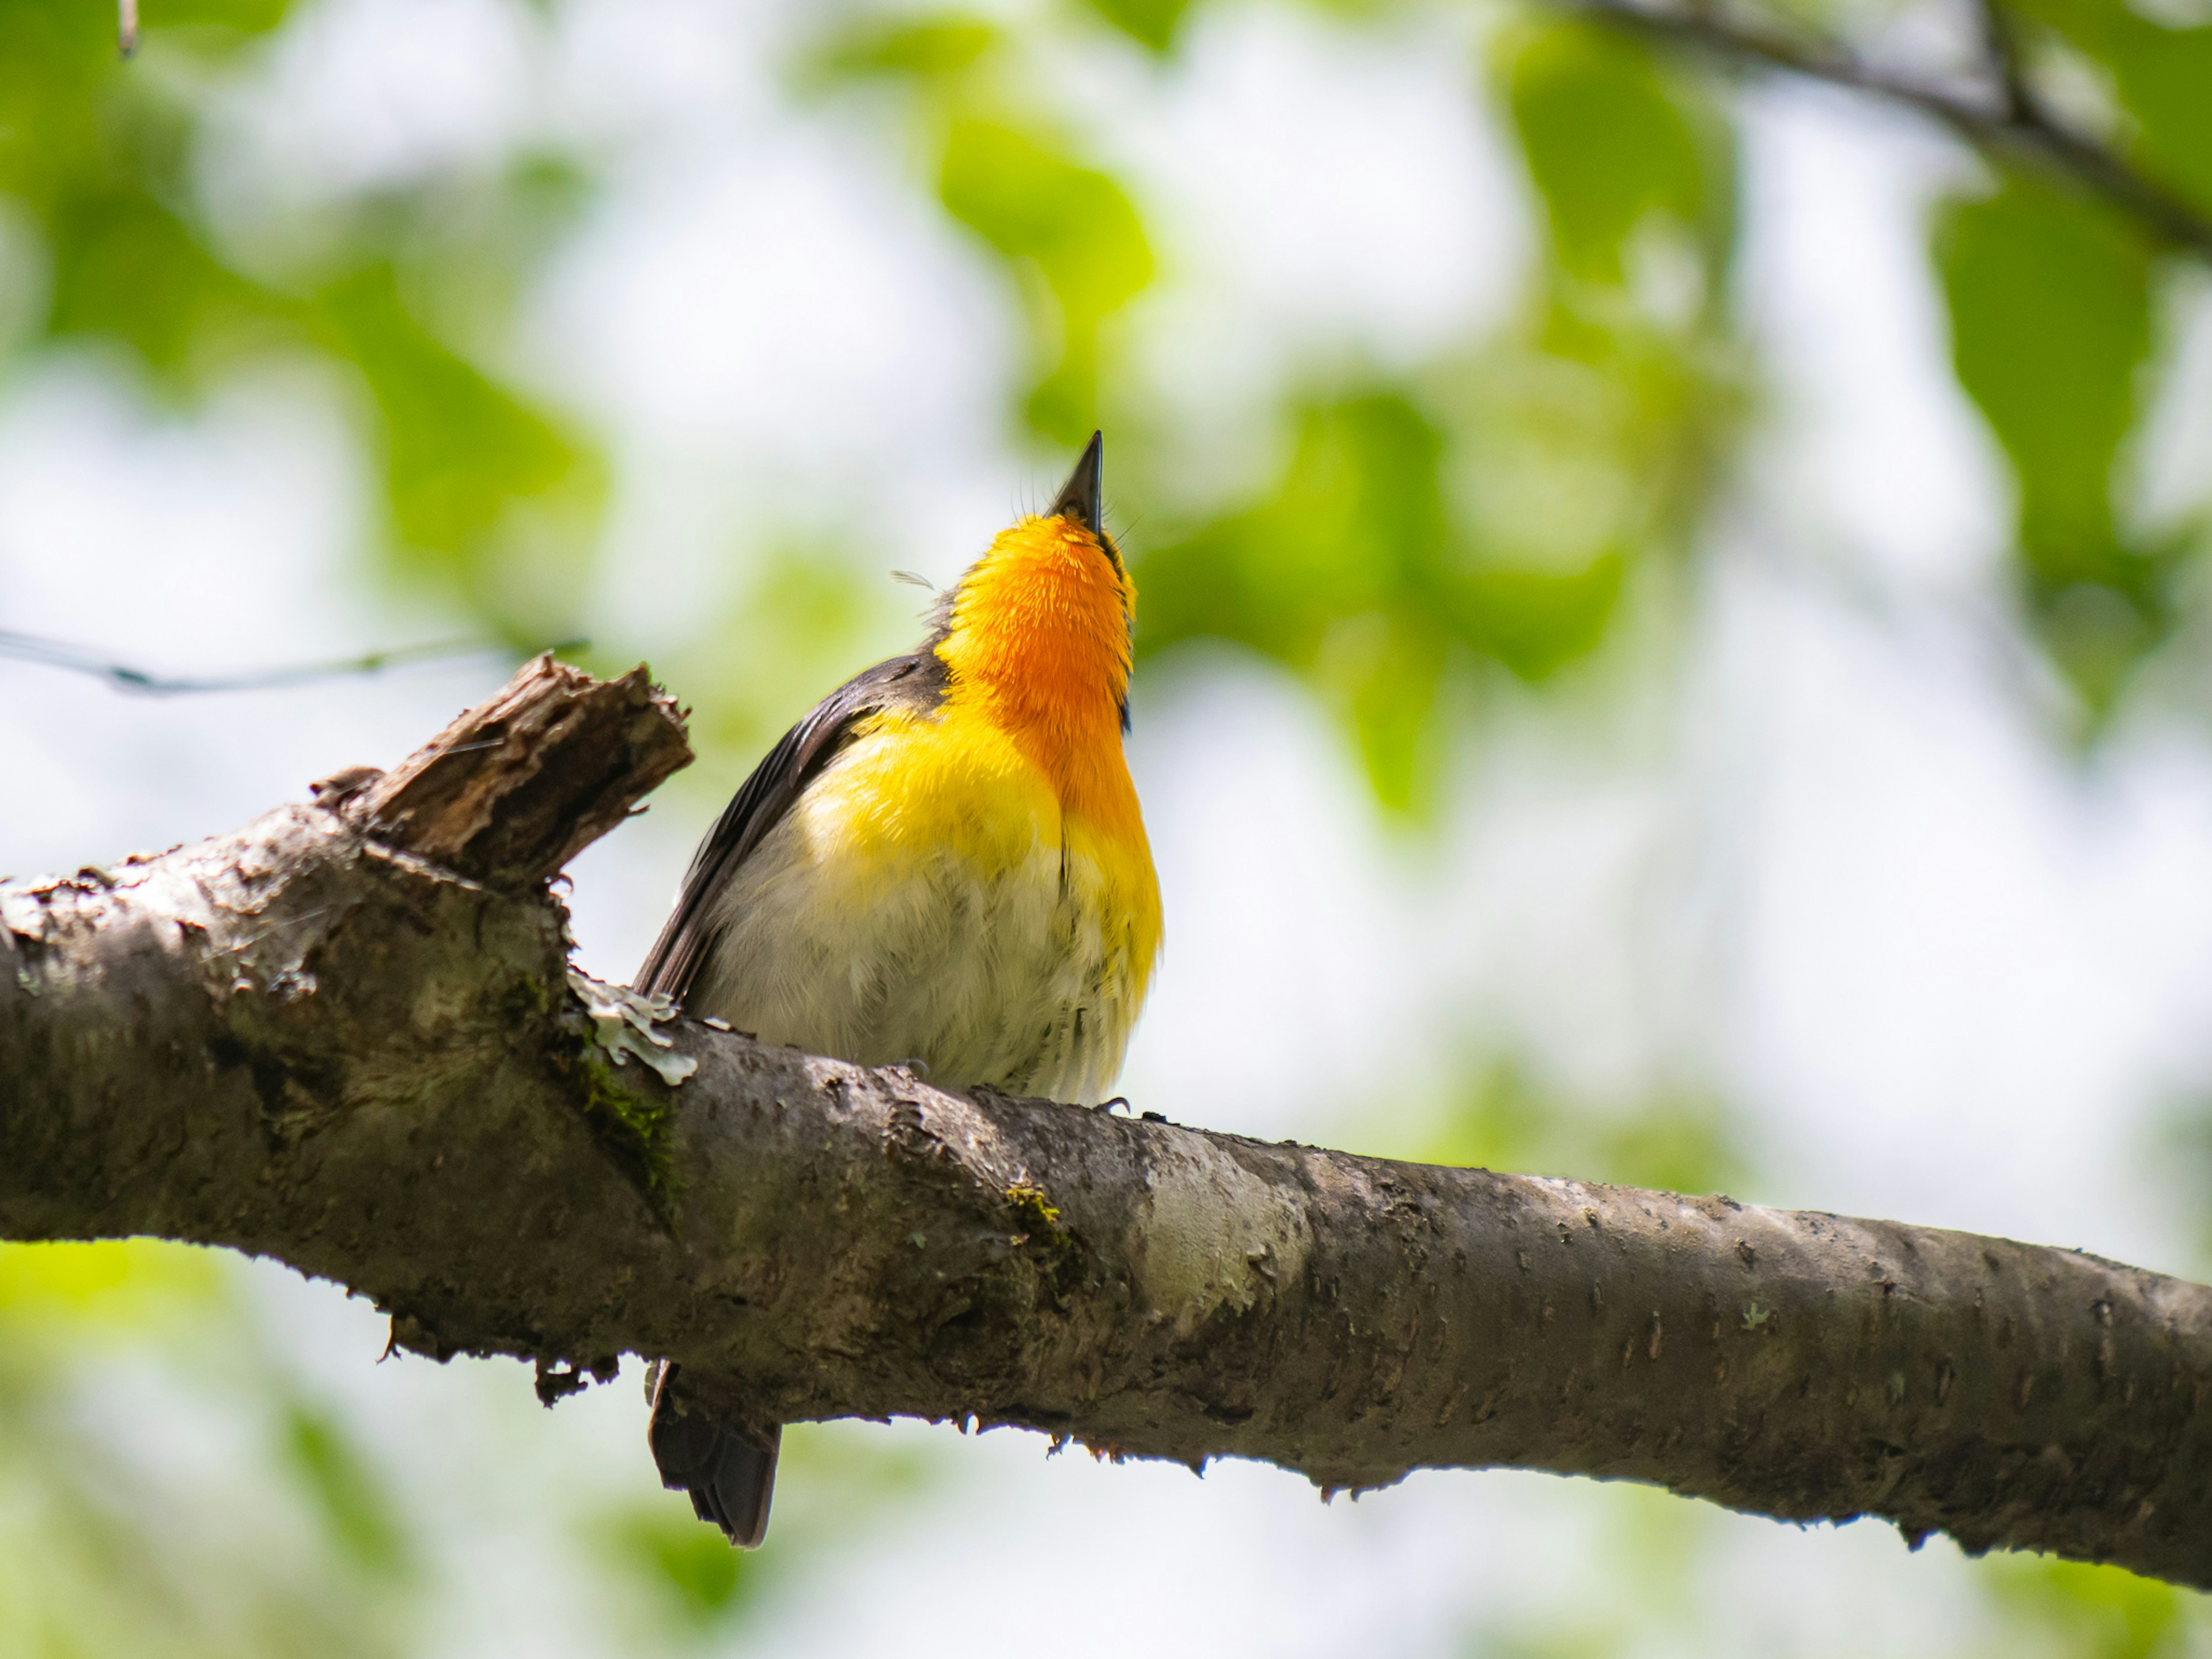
4, 659, 2210, 1585
1573, 0, 2212, 263
1973, 0, 2035, 125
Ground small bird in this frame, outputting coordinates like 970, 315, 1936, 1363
634, 433, 1161, 1547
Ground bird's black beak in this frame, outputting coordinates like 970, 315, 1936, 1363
1050, 431, 1105, 539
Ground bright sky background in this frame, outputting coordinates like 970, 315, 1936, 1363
3, 0, 2210, 1653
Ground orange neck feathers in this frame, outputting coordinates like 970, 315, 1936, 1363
935, 514, 1137, 825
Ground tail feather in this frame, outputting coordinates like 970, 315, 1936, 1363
646, 1361, 780, 1548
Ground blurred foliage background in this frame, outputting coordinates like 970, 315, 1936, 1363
2, 0, 2211, 1650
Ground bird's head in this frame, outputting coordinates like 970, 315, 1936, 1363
933, 432, 1135, 736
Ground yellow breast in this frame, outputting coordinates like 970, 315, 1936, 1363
815, 696, 1160, 969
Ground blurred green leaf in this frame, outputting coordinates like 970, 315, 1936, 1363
1438, 288, 1737, 594
938, 116, 1153, 443
0, 0, 288, 207
1331, 609, 1452, 813
1994, 0, 2212, 215
0, 1244, 418, 1659
805, 22, 1157, 444
1452, 556, 1625, 677
0, 1, 605, 632
1419, 1058, 1748, 1196
1936, 174, 2164, 709
1, 7, 293, 382
282, 1403, 412, 1580
44, 187, 284, 375
1939, 180, 2152, 553
140, 0, 293, 29
396, 154, 601, 351
1083, 0, 1196, 53
586, 1423, 946, 1640
1138, 393, 1445, 662
1135, 392, 1456, 809
2100, 28, 2212, 217
310, 262, 603, 621
1499, 18, 1733, 287
596, 1499, 757, 1631
0, 1240, 225, 1338
1111, 13, 1738, 816
812, 14, 999, 81
1135, 388, 1651, 809
658, 547, 912, 789
1982, 1554, 2190, 1659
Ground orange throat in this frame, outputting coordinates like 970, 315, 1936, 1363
934, 514, 1137, 825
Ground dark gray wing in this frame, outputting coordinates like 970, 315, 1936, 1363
633, 650, 946, 1001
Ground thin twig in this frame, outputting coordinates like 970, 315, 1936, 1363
1974, 0, 2033, 123
0, 631, 586, 695
1573, 0, 2212, 262
118, 0, 138, 58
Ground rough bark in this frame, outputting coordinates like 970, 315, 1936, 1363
2, 658, 2208, 1587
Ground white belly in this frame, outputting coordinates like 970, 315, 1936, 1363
683, 773, 1141, 1105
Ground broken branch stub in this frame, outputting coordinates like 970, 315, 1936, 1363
352, 652, 692, 886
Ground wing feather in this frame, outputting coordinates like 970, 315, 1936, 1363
634, 651, 945, 999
